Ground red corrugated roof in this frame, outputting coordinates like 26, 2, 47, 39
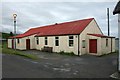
87, 34, 115, 38
10, 18, 94, 38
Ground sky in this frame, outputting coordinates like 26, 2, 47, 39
1, 1, 119, 37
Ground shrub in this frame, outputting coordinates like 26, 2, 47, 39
58, 51, 75, 56
59, 51, 65, 54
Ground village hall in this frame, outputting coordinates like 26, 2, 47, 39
8, 18, 115, 56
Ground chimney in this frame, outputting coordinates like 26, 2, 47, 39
55, 23, 58, 25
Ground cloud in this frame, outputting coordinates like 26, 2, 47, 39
1, 0, 118, 2
2, 2, 118, 37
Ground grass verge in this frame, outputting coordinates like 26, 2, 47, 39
1, 42, 38, 60
57, 51, 76, 56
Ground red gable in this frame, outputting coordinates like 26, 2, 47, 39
10, 18, 94, 38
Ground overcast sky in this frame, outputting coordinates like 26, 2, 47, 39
1, 1, 118, 37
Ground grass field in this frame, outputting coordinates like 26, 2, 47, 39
1, 41, 38, 60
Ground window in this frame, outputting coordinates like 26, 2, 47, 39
45, 37, 48, 45
69, 36, 74, 47
36, 37, 39, 45
55, 37, 59, 46
82, 40, 85, 48
106, 39, 108, 47
17, 39, 20, 44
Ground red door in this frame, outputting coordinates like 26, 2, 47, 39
89, 39, 97, 53
26, 39, 30, 50
12, 39, 14, 49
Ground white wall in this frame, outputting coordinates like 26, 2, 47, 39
8, 34, 36, 50
19, 34, 36, 50
101, 38, 111, 54
79, 19, 103, 55
101, 38, 115, 54
8, 39, 12, 48
112, 38, 115, 52
35, 35, 79, 55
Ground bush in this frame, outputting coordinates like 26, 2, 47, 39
59, 51, 65, 54
58, 51, 75, 56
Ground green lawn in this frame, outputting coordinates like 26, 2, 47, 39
1, 42, 38, 60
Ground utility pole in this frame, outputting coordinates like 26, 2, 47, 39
13, 14, 17, 50
107, 8, 110, 36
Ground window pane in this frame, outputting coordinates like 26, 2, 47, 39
45, 37, 47, 39
37, 40, 39, 45
55, 37, 59, 39
36, 37, 39, 45
36, 37, 38, 40
69, 36, 73, 39
106, 39, 108, 47
45, 37, 48, 45
45, 40, 47, 45
55, 40, 59, 46
69, 40, 73, 46
17, 39, 19, 44
82, 40, 85, 48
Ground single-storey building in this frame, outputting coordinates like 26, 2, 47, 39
8, 18, 115, 56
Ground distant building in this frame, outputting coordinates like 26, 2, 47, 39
8, 18, 115, 56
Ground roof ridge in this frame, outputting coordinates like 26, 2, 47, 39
31, 18, 94, 30
9, 18, 94, 38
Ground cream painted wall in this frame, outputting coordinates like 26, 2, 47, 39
35, 19, 104, 55
8, 39, 12, 48
35, 35, 79, 55
101, 38, 115, 54
112, 38, 115, 52
101, 38, 112, 54
8, 34, 36, 50
18, 34, 36, 50
79, 19, 103, 55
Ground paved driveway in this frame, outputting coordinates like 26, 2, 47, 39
3, 50, 118, 78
